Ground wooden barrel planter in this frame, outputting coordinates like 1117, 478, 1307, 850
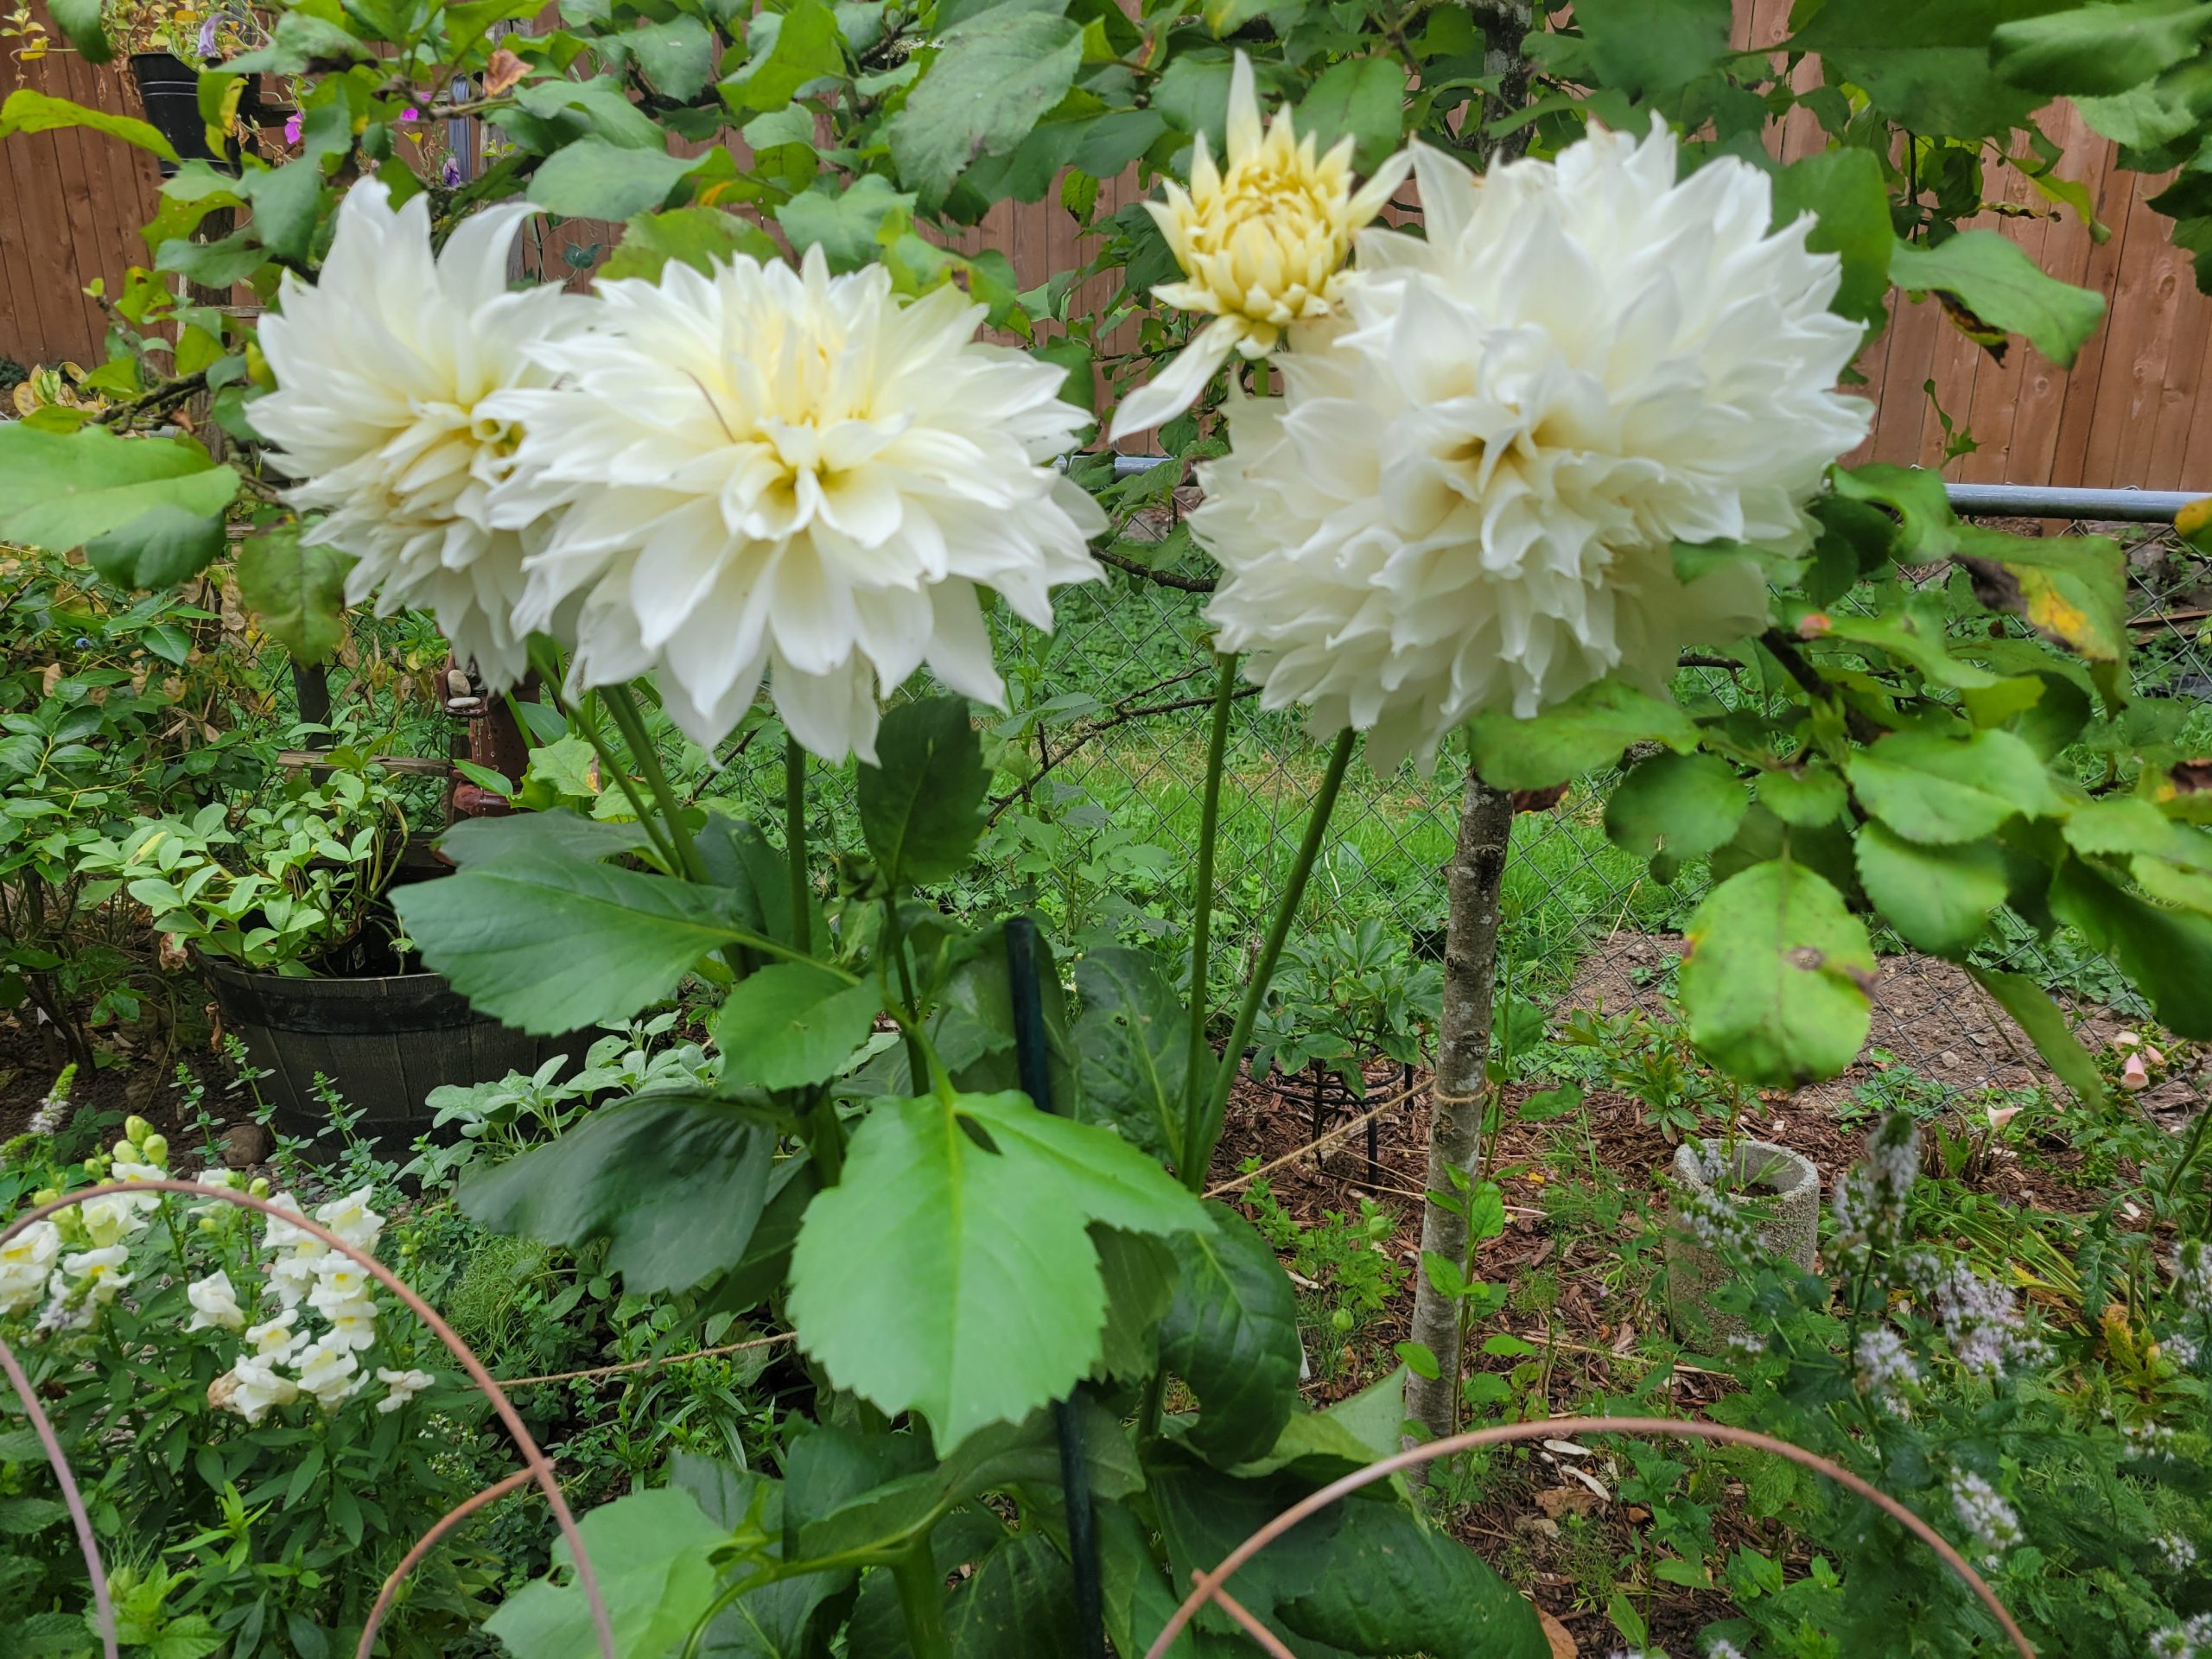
202, 956, 583, 1161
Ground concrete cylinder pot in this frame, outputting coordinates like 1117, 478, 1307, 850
1663, 1138, 1820, 1348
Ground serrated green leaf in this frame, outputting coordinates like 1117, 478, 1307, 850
236, 525, 351, 664
529, 138, 701, 219
486, 1488, 724, 1659
1573, 0, 1730, 96
1680, 858, 1875, 1087
1072, 946, 1189, 1164
1991, 1, 2212, 96
2050, 854, 2212, 1039
1159, 1203, 1301, 1465
1756, 764, 1848, 828
1468, 677, 1700, 791
886, 11, 1084, 203
625, 15, 716, 100
461, 1095, 776, 1293
393, 858, 763, 1032
1955, 525, 2129, 661
1770, 146, 1895, 327
715, 962, 879, 1090
775, 175, 916, 271
858, 696, 988, 887
84, 504, 226, 590
722, 0, 844, 112
1891, 231, 2107, 368
1848, 728, 2061, 844
1855, 823, 2009, 957
1789, 0, 2043, 137
1605, 751, 1747, 865
1294, 57, 1407, 175
1277, 1500, 1549, 1658
788, 1090, 1204, 1452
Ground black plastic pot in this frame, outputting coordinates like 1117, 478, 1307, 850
128, 52, 250, 176
202, 956, 586, 1162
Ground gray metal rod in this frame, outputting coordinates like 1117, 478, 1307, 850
1083, 453, 2203, 523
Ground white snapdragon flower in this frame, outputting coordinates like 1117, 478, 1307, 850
54, 1246, 131, 1306
79, 1192, 156, 1250
312, 1189, 385, 1255
252, 181, 585, 688
295, 1335, 365, 1411
244, 1310, 305, 1364
1190, 122, 1870, 769
211, 1355, 299, 1425
185, 1270, 247, 1334
0, 1223, 61, 1317
486, 246, 1106, 762
110, 1160, 166, 1183
375, 1368, 436, 1414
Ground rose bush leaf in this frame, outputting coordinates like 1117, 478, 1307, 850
1680, 857, 1875, 1087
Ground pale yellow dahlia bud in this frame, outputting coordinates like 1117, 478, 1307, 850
1111, 50, 1411, 438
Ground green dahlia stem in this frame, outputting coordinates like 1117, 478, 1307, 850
890, 1537, 952, 1659
601, 681, 705, 884
575, 693, 678, 872
1193, 726, 1357, 1183
1180, 652, 1241, 1192
785, 732, 812, 954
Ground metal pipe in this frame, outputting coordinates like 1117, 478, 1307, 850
1079, 453, 2205, 522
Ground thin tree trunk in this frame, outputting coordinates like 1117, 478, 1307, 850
1402, 1, 1535, 1454
1403, 772, 1514, 1446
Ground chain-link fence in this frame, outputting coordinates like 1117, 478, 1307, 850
681, 505, 2205, 1106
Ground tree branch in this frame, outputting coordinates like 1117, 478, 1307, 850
1096, 544, 1217, 593
986, 681, 1262, 823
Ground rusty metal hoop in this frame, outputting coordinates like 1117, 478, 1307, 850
0, 1180, 617, 1659
1144, 1413, 2037, 1659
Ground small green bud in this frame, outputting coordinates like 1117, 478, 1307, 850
82, 1156, 103, 1176
111, 1140, 136, 1164
31, 1188, 58, 1207
124, 1116, 152, 1146
140, 1134, 168, 1166
1365, 1213, 1392, 1242
1330, 1307, 1354, 1333
249, 1177, 270, 1198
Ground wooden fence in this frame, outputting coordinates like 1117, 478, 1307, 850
3, 6, 2209, 491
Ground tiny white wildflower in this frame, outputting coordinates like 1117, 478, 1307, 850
1948, 1470, 2021, 1560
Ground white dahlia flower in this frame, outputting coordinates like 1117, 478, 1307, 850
253, 180, 584, 689
486, 246, 1105, 762
1193, 123, 1871, 769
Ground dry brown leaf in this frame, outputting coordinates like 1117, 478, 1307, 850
1535, 1487, 1600, 1519
485, 47, 528, 96
1538, 1605, 1578, 1658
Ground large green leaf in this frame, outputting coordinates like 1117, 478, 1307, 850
1954, 525, 2129, 661
0, 425, 235, 553
1158, 1204, 1302, 1466
84, 505, 226, 590
776, 175, 917, 271
529, 137, 701, 219
1848, 728, 2061, 845
393, 858, 763, 1033
948, 1533, 1086, 1658
1889, 231, 2107, 368
1072, 946, 1190, 1164
600, 206, 779, 282
461, 1095, 779, 1294
0, 88, 173, 158
668, 1456, 849, 1659
625, 15, 717, 99
886, 10, 1085, 203
721, 0, 844, 111
486, 1487, 723, 1659
787, 1090, 1205, 1452
1278, 1501, 1549, 1658
1991, 1, 2212, 95
236, 526, 352, 664
857, 696, 988, 887
1680, 858, 1875, 1087
1854, 824, 2009, 957
1788, 0, 2044, 137
437, 810, 653, 868
1604, 751, 1748, 868
1294, 58, 1408, 174
1573, 0, 1731, 96
1770, 146, 1897, 327
1967, 966, 2109, 1109
2049, 855, 2212, 1039
1467, 677, 1700, 791
1228, 1365, 1408, 1481
715, 963, 880, 1090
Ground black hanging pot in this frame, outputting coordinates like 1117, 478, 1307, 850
128, 52, 250, 177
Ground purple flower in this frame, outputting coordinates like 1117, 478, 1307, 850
400, 106, 419, 122
196, 16, 217, 57
442, 155, 463, 188
283, 111, 302, 145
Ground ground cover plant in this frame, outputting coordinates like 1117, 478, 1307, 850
3, 0, 2212, 1654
